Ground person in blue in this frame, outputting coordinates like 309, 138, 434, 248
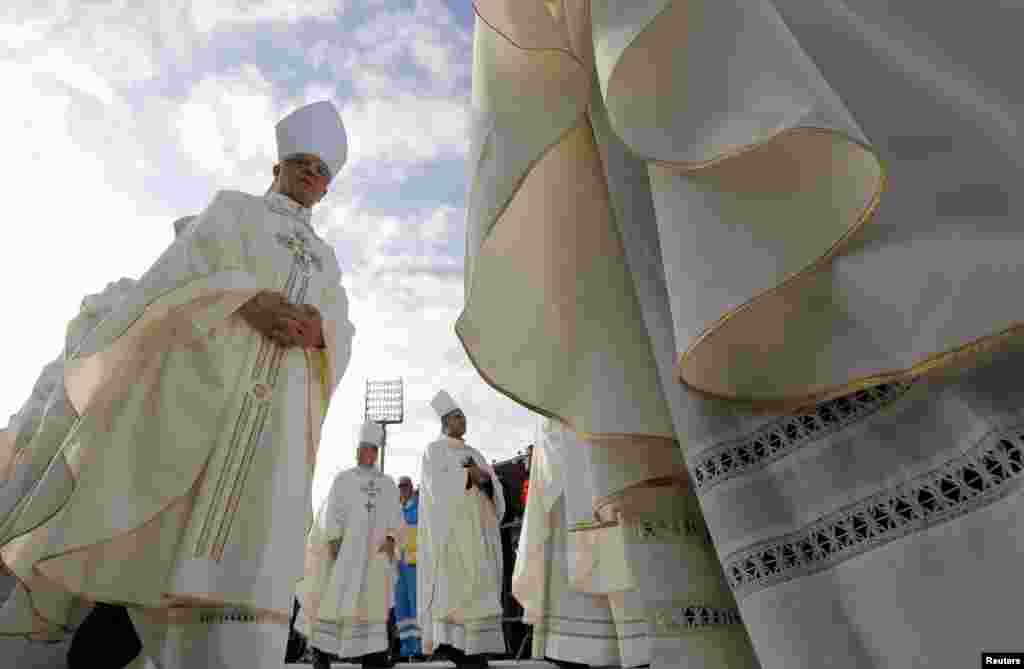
393, 476, 423, 661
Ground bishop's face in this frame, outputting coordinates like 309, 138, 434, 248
357, 444, 379, 467
444, 410, 467, 439
273, 153, 329, 208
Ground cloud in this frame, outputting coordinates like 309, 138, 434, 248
189, 0, 342, 34
173, 66, 281, 186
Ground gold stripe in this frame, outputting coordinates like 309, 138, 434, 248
195, 394, 252, 557
212, 401, 270, 561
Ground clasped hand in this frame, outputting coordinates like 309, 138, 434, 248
376, 537, 396, 560
238, 291, 324, 349
463, 460, 489, 487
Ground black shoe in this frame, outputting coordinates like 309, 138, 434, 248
455, 654, 490, 669
432, 643, 465, 662
360, 650, 394, 668
312, 647, 332, 669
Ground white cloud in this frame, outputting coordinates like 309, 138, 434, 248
342, 93, 470, 168
421, 204, 461, 243
189, 0, 341, 33
174, 66, 280, 186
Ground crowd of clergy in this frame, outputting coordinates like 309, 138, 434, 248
0, 102, 518, 669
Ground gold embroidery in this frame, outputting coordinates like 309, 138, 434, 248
194, 226, 325, 561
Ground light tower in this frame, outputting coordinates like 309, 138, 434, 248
364, 379, 404, 472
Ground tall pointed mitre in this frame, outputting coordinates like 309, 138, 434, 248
275, 100, 348, 183
172, 215, 196, 238
358, 420, 385, 448
430, 390, 460, 418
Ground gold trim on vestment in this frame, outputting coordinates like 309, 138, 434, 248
456, 6, 1017, 430
591, 475, 689, 520
137, 602, 289, 626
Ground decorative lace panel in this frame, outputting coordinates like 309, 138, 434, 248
723, 425, 1024, 600
693, 383, 912, 492
652, 605, 744, 633
623, 516, 713, 545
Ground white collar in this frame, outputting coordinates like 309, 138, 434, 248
264, 191, 315, 231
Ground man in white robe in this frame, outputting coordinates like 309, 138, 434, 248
0, 100, 355, 669
299, 421, 402, 669
0, 221, 190, 668
418, 390, 505, 669
512, 418, 618, 668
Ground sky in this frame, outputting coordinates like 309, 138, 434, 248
0, 0, 538, 511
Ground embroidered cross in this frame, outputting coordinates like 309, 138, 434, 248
361, 478, 380, 513
275, 231, 323, 274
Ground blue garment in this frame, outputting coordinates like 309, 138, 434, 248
395, 494, 422, 657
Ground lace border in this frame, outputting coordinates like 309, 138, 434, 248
625, 517, 713, 545
568, 516, 713, 544
723, 423, 1024, 599
693, 383, 912, 492
651, 606, 744, 633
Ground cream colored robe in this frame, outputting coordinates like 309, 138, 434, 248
460, 3, 1024, 668
0, 191, 354, 654
0, 278, 139, 648
417, 436, 506, 656
512, 419, 619, 666
299, 465, 402, 658
1, 278, 137, 546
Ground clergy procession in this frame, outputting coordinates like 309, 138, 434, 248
3, 2, 1024, 669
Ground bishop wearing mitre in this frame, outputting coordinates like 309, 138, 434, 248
0, 100, 355, 669
300, 420, 402, 669
417, 390, 505, 669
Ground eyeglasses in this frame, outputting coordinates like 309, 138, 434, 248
398, 483, 412, 488
283, 157, 330, 179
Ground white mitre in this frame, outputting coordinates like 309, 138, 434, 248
173, 215, 196, 238
430, 390, 460, 418
358, 420, 385, 448
276, 100, 347, 183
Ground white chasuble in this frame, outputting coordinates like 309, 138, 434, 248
0, 190, 354, 663
512, 419, 619, 667
299, 466, 401, 658
417, 437, 506, 656
0, 278, 138, 644
1, 277, 137, 548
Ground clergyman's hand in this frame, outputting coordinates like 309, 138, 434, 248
377, 537, 396, 561
238, 291, 308, 348
292, 304, 325, 349
466, 463, 489, 487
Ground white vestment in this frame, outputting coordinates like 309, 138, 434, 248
417, 436, 506, 656
518, 420, 757, 669
299, 465, 402, 658
460, 4, 1024, 669
0, 190, 354, 669
0, 278, 137, 666
512, 420, 618, 666
1, 278, 137, 546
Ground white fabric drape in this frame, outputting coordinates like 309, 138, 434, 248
461, 3, 1024, 668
